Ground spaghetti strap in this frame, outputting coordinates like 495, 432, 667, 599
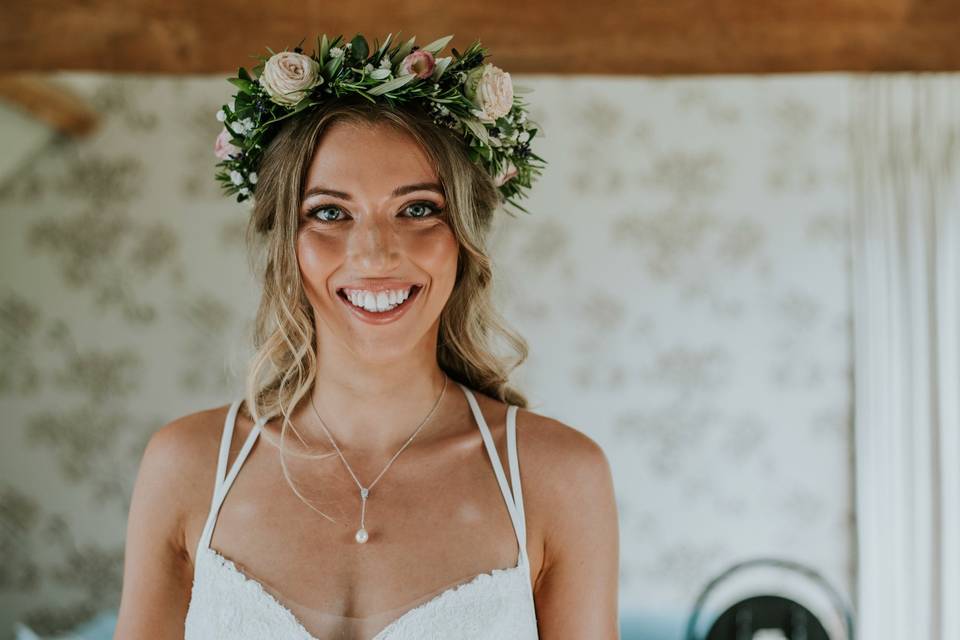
195, 398, 266, 561
457, 383, 529, 567
505, 404, 528, 565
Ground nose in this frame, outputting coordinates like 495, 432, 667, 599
348, 214, 400, 273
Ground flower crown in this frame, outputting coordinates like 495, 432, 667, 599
214, 32, 546, 215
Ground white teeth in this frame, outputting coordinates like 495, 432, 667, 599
342, 286, 416, 313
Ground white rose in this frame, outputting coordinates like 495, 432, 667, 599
463, 63, 513, 123
259, 51, 321, 107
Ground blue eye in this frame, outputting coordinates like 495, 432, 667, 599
306, 205, 346, 222
403, 201, 443, 218
305, 201, 443, 223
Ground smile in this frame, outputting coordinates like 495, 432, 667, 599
336, 285, 423, 324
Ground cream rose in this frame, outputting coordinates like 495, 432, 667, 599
258, 51, 321, 107
463, 63, 514, 123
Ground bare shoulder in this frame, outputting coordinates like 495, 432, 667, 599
114, 402, 235, 636
135, 403, 235, 553
513, 405, 614, 495
512, 405, 621, 635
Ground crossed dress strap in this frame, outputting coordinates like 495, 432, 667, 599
195, 397, 267, 560
457, 382, 530, 567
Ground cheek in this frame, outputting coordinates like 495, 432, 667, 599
296, 231, 342, 293
408, 226, 459, 280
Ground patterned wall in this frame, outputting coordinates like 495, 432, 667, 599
0, 72, 854, 638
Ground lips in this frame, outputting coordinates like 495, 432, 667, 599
336, 284, 423, 324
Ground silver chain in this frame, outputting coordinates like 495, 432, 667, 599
309, 373, 449, 542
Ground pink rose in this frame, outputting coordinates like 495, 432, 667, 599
400, 49, 436, 80
214, 127, 241, 160
494, 160, 518, 186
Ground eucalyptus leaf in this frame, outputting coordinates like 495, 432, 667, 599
461, 118, 490, 145
376, 33, 394, 60
430, 57, 452, 81
393, 36, 417, 64
421, 35, 453, 55
323, 55, 343, 78
368, 73, 417, 96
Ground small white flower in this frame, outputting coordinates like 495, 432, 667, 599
249, 172, 258, 184
379, 56, 392, 69
517, 130, 530, 143
517, 112, 527, 124
329, 46, 344, 58
230, 170, 244, 185
364, 63, 374, 73
510, 129, 519, 141
239, 187, 250, 196
216, 109, 226, 122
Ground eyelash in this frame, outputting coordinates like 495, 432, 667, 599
305, 201, 444, 223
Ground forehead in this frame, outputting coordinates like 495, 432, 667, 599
303, 119, 439, 196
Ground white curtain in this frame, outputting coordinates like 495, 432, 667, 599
850, 74, 960, 640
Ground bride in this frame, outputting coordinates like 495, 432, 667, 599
114, 33, 619, 640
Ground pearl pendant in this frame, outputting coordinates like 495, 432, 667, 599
355, 527, 369, 544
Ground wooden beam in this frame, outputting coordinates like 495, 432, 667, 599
0, 74, 99, 137
2, 0, 960, 75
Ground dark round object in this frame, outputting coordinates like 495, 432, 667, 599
706, 595, 830, 640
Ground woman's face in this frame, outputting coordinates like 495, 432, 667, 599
295, 119, 459, 362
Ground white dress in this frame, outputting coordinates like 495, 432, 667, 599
183, 382, 540, 639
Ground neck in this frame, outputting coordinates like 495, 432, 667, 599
299, 336, 453, 455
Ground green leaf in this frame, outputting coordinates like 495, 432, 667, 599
227, 77, 254, 92
368, 73, 417, 96
461, 118, 490, 145
421, 35, 454, 55
430, 56, 453, 81
393, 36, 416, 63
376, 33, 394, 60
320, 34, 329, 64
238, 67, 252, 82
350, 34, 369, 62
323, 54, 343, 78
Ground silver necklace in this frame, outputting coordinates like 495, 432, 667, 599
309, 374, 448, 544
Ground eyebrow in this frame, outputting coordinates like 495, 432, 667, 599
302, 182, 444, 201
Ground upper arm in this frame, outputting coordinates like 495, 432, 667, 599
530, 422, 620, 640
114, 417, 207, 639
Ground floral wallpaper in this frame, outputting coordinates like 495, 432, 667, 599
0, 72, 854, 638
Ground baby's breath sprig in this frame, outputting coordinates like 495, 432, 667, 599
213, 32, 545, 215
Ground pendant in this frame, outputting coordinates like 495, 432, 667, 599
356, 486, 370, 543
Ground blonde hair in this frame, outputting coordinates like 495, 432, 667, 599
238, 97, 529, 517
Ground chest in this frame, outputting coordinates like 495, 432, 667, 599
184, 444, 534, 623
